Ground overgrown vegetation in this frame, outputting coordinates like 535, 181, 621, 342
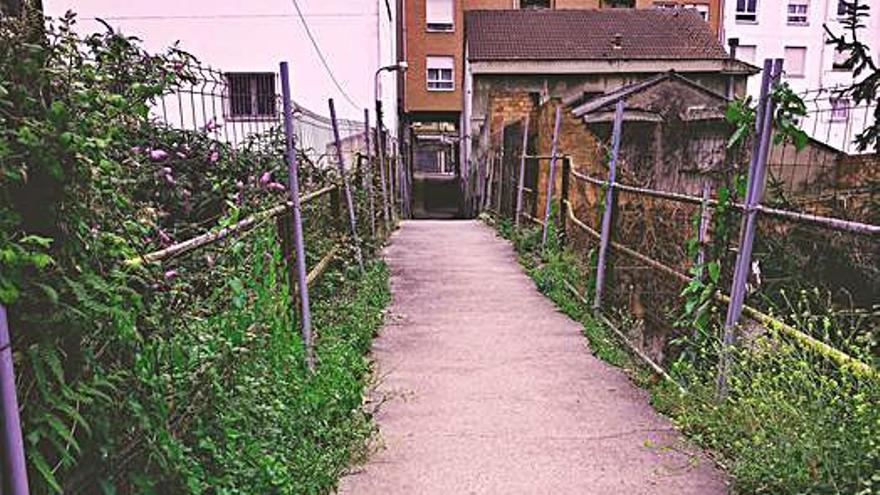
492, 204, 879, 494
1, 10, 390, 494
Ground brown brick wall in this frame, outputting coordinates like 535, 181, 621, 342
533, 99, 604, 223
487, 91, 535, 135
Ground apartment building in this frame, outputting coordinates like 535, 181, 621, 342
398, 0, 723, 180
725, 0, 880, 152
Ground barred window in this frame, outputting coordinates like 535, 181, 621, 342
226, 73, 277, 120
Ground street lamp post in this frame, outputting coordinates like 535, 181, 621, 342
374, 62, 408, 225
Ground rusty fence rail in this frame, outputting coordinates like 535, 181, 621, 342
481, 58, 878, 397
0, 59, 402, 495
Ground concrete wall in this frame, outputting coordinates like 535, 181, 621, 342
43, 0, 397, 126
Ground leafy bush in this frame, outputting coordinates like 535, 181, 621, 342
491, 215, 880, 495
2, 11, 389, 493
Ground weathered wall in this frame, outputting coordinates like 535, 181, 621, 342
532, 99, 604, 224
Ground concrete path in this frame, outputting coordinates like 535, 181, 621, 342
338, 220, 727, 494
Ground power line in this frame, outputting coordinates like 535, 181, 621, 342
289, 0, 361, 111
84, 13, 377, 21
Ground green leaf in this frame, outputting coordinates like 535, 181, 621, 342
42, 411, 81, 454
707, 262, 721, 284
29, 448, 63, 493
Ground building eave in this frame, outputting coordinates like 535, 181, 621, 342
468, 58, 745, 75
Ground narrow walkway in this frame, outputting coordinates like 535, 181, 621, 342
338, 220, 726, 494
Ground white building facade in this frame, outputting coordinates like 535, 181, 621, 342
42, 0, 400, 132
723, 0, 880, 152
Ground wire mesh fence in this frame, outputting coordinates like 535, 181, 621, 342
1, 36, 399, 492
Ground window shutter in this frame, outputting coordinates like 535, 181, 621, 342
426, 0, 454, 26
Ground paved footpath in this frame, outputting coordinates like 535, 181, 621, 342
337, 220, 727, 494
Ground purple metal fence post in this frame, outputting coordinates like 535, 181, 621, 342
363, 109, 377, 238
541, 105, 563, 249
514, 115, 530, 227
716, 58, 783, 398
592, 100, 625, 310
329, 99, 365, 271
374, 102, 391, 229
696, 179, 712, 269
279, 62, 315, 371
1, 307, 30, 495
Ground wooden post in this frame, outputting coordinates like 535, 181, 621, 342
560, 158, 571, 245
514, 115, 530, 227
593, 100, 624, 310
541, 105, 563, 249
497, 127, 506, 215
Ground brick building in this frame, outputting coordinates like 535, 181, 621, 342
399, 0, 725, 216
462, 9, 754, 197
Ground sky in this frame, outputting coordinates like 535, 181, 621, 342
41, 0, 396, 122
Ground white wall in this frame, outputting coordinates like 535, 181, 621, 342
724, 0, 879, 152
42, 0, 399, 130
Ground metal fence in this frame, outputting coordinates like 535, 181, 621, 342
0, 58, 403, 494
481, 59, 878, 396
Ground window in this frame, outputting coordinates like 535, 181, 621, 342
830, 97, 850, 121
226, 73, 276, 120
426, 0, 454, 32
736, 44, 757, 64
787, 0, 808, 24
520, 0, 552, 7
783, 46, 807, 77
685, 3, 710, 21
832, 48, 854, 70
426, 56, 454, 91
736, 0, 758, 22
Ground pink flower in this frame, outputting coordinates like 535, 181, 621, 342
176, 151, 187, 159
267, 182, 287, 192
259, 171, 271, 186
149, 149, 168, 161
209, 150, 220, 163
164, 270, 178, 280
131, 146, 143, 153
202, 118, 219, 132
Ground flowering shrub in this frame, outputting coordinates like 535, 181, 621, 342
1, 11, 384, 494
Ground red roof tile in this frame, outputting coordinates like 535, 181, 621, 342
465, 9, 729, 61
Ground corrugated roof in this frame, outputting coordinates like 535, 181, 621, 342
465, 9, 729, 61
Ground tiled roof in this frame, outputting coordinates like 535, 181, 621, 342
465, 9, 729, 61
